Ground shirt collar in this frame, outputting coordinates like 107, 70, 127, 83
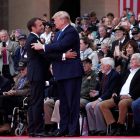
6, 40, 9, 46
120, 37, 125, 44
130, 67, 140, 73
61, 24, 69, 32
31, 32, 40, 38
106, 69, 112, 75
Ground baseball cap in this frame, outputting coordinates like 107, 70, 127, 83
113, 26, 125, 32
17, 59, 27, 71
83, 13, 90, 20
82, 58, 92, 64
131, 27, 140, 35
18, 34, 27, 40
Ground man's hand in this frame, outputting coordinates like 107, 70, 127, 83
92, 99, 100, 109
65, 49, 77, 58
0, 47, 4, 52
3, 90, 16, 96
31, 40, 43, 50
5, 46, 11, 52
112, 93, 117, 98
90, 90, 97, 97
120, 95, 130, 100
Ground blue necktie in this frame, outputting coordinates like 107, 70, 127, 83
57, 30, 62, 40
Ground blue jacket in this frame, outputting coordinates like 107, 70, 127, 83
44, 24, 85, 80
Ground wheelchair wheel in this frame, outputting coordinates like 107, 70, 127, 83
15, 124, 26, 136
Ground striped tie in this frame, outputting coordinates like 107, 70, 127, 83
3, 49, 7, 65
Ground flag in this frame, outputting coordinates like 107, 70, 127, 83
118, 0, 140, 20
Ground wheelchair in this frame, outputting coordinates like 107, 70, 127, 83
8, 96, 29, 136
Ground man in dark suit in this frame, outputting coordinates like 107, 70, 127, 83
100, 53, 140, 136
86, 57, 120, 136
111, 26, 129, 56
26, 17, 77, 137
32, 11, 85, 137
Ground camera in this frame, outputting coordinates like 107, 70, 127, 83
2, 42, 6, 47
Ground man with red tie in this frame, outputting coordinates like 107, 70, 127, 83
0, 29, 20, 84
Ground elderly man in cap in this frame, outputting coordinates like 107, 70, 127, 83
78, 13, 97, 34
0, 59, 30, 133
86, 57, 120, 136
100, 53, 140, 136
90, 12, 99, 26
14, 34, 27, 71
131, 26, 140, 51
111, 26, 129, 55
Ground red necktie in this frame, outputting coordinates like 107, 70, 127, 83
119, 42, 122, 50
102, 75, 108, 94
3, 49, 7, 65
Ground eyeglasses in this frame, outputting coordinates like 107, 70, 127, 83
51, 36, 54, 37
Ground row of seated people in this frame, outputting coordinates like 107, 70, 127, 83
44, 55, 140, 137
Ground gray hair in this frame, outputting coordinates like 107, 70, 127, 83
101, 57, 114, 69
0, 29, 8, 34
132, 53, 140, 62
52, 11, 70, 23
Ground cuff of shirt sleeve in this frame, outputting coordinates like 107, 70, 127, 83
97, 91, 99, 96
45, 81, 49, 86
98, 98, 102, 102
43, 44, 45, 52
128, 94, 131, 98
62, 53, 66, 61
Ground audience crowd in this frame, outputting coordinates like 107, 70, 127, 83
0, 7, 140, 137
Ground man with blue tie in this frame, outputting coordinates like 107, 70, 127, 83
32, 11, 85, 137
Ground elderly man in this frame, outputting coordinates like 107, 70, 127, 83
31, 11, 85, 137
86, 57, 120, 136
131, 26, 140, 51
0, 59, 30, 133
0, 30, 20, 84
100, 53, 140, 136
111, 26, 129, 55
14, 34, 27, 71
94, 25, 116, 50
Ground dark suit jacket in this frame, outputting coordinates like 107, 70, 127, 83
111, 38, 129, 55
47, 77, 59, 102
44, 25, 85, 80
14, 47, 27, 71
0, 76, 11, 94
113, 69, 140, 100
99, 69, 120, 101
25, 33, 64, 81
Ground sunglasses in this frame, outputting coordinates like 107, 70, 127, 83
45, 26, 50, 28
51, 36, 54, 37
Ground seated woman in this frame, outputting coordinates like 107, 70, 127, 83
80, 36, 98, 70
101, 43, 113, 58
114, 40, 139, 74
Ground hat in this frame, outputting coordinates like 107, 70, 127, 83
90, 12, 96, 17
132, 27, 140, 35
18, 34, 27, 40
113, 26, 125, 32
17, 59, 27, 71
98, 50, 104, 56
50, 21, 55, 27
82, 13, 90, 20
82, 58, 92, 64
13, 71, 20, 77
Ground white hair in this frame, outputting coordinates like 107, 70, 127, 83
132, 53, 140, 62
52, 11, 70, 23
101, 57, 114, 69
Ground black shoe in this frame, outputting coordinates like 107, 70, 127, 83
28, 133, 34, 137
65, 133, 80, 137
88, 130, 99, 136
55, 132, 65, 137
98, 130, 106, 136
106, 128, 117, 136
48, 129, 58, 135
114, 124, 124, 136
35, 131, 53, 137
123, 125, 139, 136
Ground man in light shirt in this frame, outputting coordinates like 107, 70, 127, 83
100, 53, 140, 136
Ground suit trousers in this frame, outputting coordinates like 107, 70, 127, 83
28, 81, 45, 133
44, 98, 55, 124
99, 98, 133, 125
57, 77, 82, 134
86, 102, 107, 132
51, 98, 89, 123
131, 97, 140, 126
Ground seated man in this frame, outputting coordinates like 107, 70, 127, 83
86, 57, 120, 136
0, 59, 30, 133
123, 97, 140, 136
100, 53, 140, 136
44, 64, 59, 134
50, 58, 100, 135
